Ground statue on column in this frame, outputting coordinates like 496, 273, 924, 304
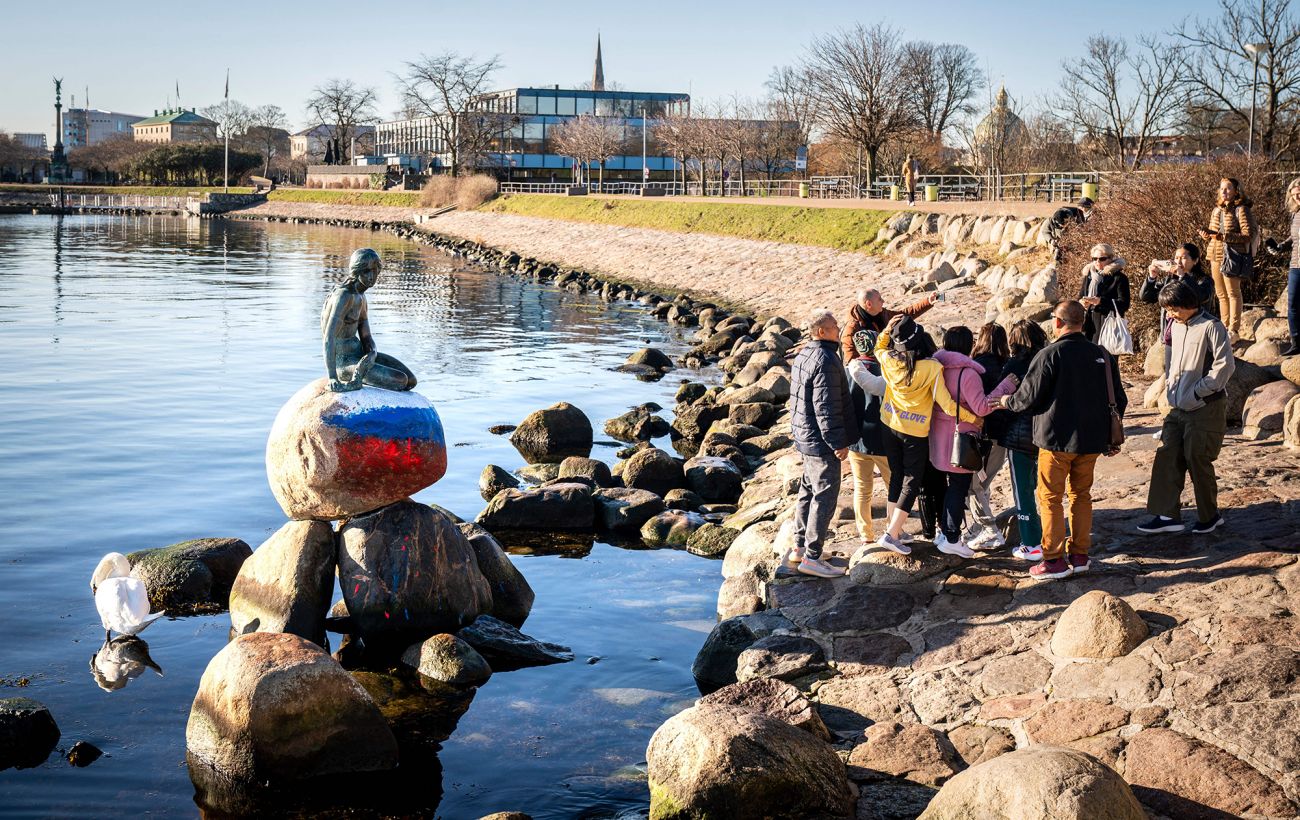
320, 248, 417, 392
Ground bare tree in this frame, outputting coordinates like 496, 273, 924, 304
654, 112, 705, 190
748, 100, 806, 182
242, 104, 289, 177
201, 99, 252, 142
1181, 97, 1237, 156
765, 65, 819, 146
1056, 34, 1187, 169
799, 23, 915, 187
548, 113, 625, 188
903, 42, 984, 139
1175, 0, 1300, 158
305, 79, 378, 164
396, 50, 502, 175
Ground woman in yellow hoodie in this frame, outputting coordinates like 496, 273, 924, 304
875, 315, 976, 555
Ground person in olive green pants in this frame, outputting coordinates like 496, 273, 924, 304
1139, 282, 1235, 535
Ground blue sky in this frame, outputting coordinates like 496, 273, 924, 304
2, 0, 1216, 137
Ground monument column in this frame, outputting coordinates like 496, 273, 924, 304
50, 77, 69, 183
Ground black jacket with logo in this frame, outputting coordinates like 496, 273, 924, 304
1001, 332, 1127, 454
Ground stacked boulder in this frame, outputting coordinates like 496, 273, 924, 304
473, 316, 796, 554
192, 377, 551, 794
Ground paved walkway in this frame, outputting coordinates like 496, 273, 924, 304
584, 193, 1059, 219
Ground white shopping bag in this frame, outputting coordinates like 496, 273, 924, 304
1098, 312, 1134, 356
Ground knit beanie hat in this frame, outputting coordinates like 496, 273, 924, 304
853, 329, 878, 357
892, 317, 926, 352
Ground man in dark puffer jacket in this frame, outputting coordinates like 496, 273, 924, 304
788, 308, 857, 578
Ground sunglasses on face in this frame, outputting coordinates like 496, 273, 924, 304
1092, 255, 1111, 262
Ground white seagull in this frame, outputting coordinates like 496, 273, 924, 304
90, 552, 164, 641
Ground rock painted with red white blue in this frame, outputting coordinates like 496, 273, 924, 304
338, 500, 492, 648
266, 379, 447, 520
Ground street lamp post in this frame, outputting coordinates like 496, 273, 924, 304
1245, 41, 1271, 157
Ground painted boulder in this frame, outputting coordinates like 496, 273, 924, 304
266, 378, 447, 520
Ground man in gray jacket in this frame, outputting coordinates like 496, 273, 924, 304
788, 308, 856, 577
1138, 282, 1236, 535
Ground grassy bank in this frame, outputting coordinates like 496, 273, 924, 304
265, 189, 423, 208
481, 194, 894, 252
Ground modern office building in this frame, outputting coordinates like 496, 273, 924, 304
62, 109, 144, 148
373, 39, 691, 178
14, 133, 47, 151
131, 108, 218, 144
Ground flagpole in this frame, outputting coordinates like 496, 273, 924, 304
223, 68, 230, 193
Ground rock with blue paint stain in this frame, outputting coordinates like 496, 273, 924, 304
338, 500, 492, 651
266, 379, 448, 520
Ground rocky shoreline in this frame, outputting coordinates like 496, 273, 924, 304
193, 204, 1300, 818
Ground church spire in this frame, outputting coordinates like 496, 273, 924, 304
593, 34, 605, 92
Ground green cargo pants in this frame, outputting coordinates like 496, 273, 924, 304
1146, 399, 1227, 523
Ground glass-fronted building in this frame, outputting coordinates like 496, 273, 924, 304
373, 87, 691, 179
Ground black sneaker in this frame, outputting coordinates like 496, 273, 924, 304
1191, 514, 1224, 534
1137, 516, 1184, 534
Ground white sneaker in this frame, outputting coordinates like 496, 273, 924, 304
1152, 430, 1162, 441
935, 533, 975, 558
1012, 544, 1043, 561
967, 528, 1005, 550
877, 533, 912, 556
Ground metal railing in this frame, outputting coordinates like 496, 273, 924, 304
49, 193, 189, 210
497, 171, 1105, 202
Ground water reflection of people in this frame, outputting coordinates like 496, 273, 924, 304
91, 636, 163, 692
321, 248, 417, 392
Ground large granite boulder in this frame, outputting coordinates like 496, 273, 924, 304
1050, 590, 1147, 659
641, 510, 708, 548
459, 615, 574, 669
1124, 728, 1297, 819
604, 404, 672, 443
646, 703, 853, 820
186, 632, 397, 783
476, 483, 595, 530
625, 348, 675, 371
508, 402, 593, 464
229, 520, 336, 646
697, 677, 830, 740
339, 500, 491, 648
693, 611, 795, 694
684, 456, 744, 503
593, 487, 666, 532
622, 447, 687, 496
457, 523, 534, 628
1243, 379, 1300, 439
479, 464, 519, 501
849, 722, 963, 787
1226, 358, 1278, 424
686, 523, 740, 557
128, 537, 253, 615
265, 379, 447, 520
918, 747, 1145, 820
556, 456, 615, 488
735, 634, 828, 683
0, 697, 60, 770
401, 634, 492, 688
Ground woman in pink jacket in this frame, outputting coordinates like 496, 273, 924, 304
928, 326, 1018, 558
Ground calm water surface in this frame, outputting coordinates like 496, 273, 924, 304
0, 214, 722, 818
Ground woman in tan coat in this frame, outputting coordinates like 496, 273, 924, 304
1199, 177, 1256, 336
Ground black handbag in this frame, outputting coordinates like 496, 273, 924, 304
950, 368, 985, 471
1222, 245, 1253, 279
1219, 208, 1255, 279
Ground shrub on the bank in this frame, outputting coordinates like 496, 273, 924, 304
1060, 157, 1288, 346
420, 174, 498, 210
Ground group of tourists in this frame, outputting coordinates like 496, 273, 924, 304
783, 174, 1291, 582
